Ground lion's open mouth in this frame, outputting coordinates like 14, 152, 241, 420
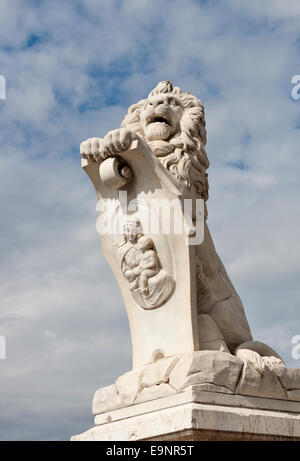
146, 115, 170, 126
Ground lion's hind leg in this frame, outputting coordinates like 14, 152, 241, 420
235, 340, 285, 374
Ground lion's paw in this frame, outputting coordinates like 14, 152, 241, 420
235, 349, 286, 375
262, 356, 285, 371
80, 137, 105, 161
235, 349, 265, 374
101, 128, 138, 157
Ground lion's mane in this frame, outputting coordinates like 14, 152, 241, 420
121, 81, 210, 202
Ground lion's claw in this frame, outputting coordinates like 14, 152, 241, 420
80, 137, 106, 161
101, 128, 138, 158
80, 129, 139, 162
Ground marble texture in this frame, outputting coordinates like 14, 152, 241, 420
91, 352, 300, 419
72, 387, 300, 441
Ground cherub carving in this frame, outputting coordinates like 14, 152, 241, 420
135, 236, 159, 294
118, 216, 174, 309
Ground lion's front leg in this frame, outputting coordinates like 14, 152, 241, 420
80, 129, 140, 162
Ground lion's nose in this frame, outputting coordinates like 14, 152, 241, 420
152, 98, 165, 108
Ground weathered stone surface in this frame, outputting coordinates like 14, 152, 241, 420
93, 355, 182, 415
275, 368, 300, 390
287, 390, 300, 401
191, 383, 233, 394
73, 389, 300, 441
186, 374, 235, 392
236, 362, 287, 400
92, 385, 121, 415
197, 314, 230, 352
135, 383, 176, 404
115, 368, 142, 407
169, 351, 243, 392
91, 353, 300, 417
140, 356, 181, 388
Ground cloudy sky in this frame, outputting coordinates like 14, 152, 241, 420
0, 0, 299, 441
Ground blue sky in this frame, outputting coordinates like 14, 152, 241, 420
0, 0, 300, 440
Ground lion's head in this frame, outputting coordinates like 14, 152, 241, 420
121, 81, 209, 201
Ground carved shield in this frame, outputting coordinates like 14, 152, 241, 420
82, 139, 203, 368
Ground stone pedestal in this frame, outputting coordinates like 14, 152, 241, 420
72, 386, 300, 441
72, 351, 300, 441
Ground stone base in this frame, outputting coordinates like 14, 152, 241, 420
72, 386, 300, 441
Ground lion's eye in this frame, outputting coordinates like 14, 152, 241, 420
169, 99, 178, 106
